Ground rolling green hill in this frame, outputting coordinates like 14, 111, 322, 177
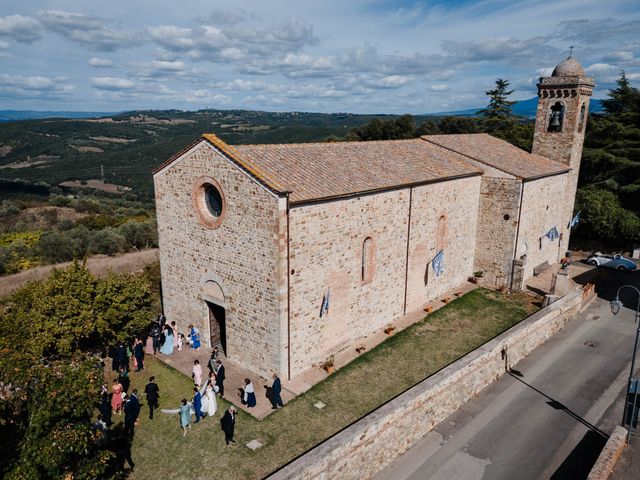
0, 109, 415, 196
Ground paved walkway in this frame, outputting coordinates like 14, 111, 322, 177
156, 347, 295, 420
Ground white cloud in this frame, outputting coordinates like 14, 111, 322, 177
0, 14, 41, 43
89, 57, 113, 68
603, 51, 634, 63
0, 40, 9, 49
37, 10, 136, 51
0, 74, 74, 100
367, 75, 415, 89
430, 84, 449, 91
151, 60, 186, 72
91, 76, 135, 90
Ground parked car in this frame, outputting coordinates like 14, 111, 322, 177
586, 253, 638, 272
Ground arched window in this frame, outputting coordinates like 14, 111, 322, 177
548, 102, 565, 132
361, 237, 375, 283
578, 103, 586, 132
436, 215, 447, 251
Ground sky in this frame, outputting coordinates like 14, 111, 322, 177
0, 0, 639, 114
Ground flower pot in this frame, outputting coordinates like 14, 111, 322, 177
324, 365, 335, 374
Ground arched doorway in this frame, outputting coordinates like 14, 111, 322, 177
203, 280, 227, 355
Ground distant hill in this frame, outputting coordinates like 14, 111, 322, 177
432, 97, 605, 118
0, 110, 121, 122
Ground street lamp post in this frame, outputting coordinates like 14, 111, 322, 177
611, 285, 640, 444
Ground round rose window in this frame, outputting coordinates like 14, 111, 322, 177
192, 176, 226, 229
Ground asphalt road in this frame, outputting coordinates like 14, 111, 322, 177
377, 265, 640, 480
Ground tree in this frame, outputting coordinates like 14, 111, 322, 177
478, 78, 515, 120
602, 72, 640, 121
0, 262, 155, 478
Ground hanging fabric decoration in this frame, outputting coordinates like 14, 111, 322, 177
320, 287, 330, 317
432, 250, 444, 277
545, 226, 559, 241
568, 211, 581, 229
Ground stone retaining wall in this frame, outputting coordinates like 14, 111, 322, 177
587, 426, 627, 480
268, 289, 583, 480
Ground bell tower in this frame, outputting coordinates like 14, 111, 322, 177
532, 54, 595, 244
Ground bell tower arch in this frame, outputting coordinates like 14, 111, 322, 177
532, 54, 595, 246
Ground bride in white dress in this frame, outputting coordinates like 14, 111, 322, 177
200, 381, 219, 417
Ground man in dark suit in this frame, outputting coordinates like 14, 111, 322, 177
133, 338, 144, 372
115, 343, 128, 371
220, 406, 237, 445
144, 376, 160, 420
150, 322, 161, 354
215, 360, 225, 397
270, 373, 284, 409
193, 387, 204, 423
123, 390, 141, 437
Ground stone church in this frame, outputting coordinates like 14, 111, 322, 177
153, 56, 594, 379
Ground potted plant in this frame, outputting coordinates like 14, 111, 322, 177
384, 324, 395, 335
424, 305, 433, 313
355, 344, 366, 354
321, 355, 335, 374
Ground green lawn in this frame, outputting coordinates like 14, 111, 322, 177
115, 288, 537, 480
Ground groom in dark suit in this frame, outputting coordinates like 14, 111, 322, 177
193, 387, 204, 423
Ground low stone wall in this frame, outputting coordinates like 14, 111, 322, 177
268, 290, 583, 480
587, 426, 627, 480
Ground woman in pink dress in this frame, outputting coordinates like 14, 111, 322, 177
111, 378, 124, 414
192, 359, 203, 387
145, 335, 154, 355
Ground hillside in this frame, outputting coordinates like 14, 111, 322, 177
433, 97, 604, 117
0, 109, 414, 196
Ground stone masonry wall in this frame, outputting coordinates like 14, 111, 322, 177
154, 142, 285, 378
517, 174, 569, 281
269, 290, 583, 480
288, 176, 481, 377
287, 189, 409, 376
473, 176, 521, 288
405, 176, 481, 311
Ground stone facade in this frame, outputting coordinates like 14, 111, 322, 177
474, 176, 522, 287
516, 174, 570, 280
288, 176, 480, 376
154, 142, 287, 378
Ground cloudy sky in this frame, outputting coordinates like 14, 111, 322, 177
1, 0, 639, 114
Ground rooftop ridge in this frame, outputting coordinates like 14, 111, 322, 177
201, 133, 288, 194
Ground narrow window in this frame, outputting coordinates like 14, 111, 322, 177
362, 237, 374, 283
578, 104, 586, 132
436, 215, 447, 251
548, 102, 565, 132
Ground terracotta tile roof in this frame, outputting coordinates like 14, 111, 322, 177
231, 138, 483, 203
422, 134, 570, 179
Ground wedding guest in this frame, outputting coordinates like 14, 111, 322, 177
189, 324, 201, 350
220, 406, 237, 445
270, 373, 284, 409
144, 376, 160, 420
242, 378, 256, 408
215, 360, 225, 397
118, 366, 130, 393
111, 378, 124, 415
150, 321, 162, 354
144, 335, 154, 355
193, 387, 204, 423
133, 338, 144, 372
124, 390, 141, 437
192, 360, 203, 387
179, 399, 190, 436
177, 333, 184, 351
171, 321, 179, 348
160, 325, 174, 355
